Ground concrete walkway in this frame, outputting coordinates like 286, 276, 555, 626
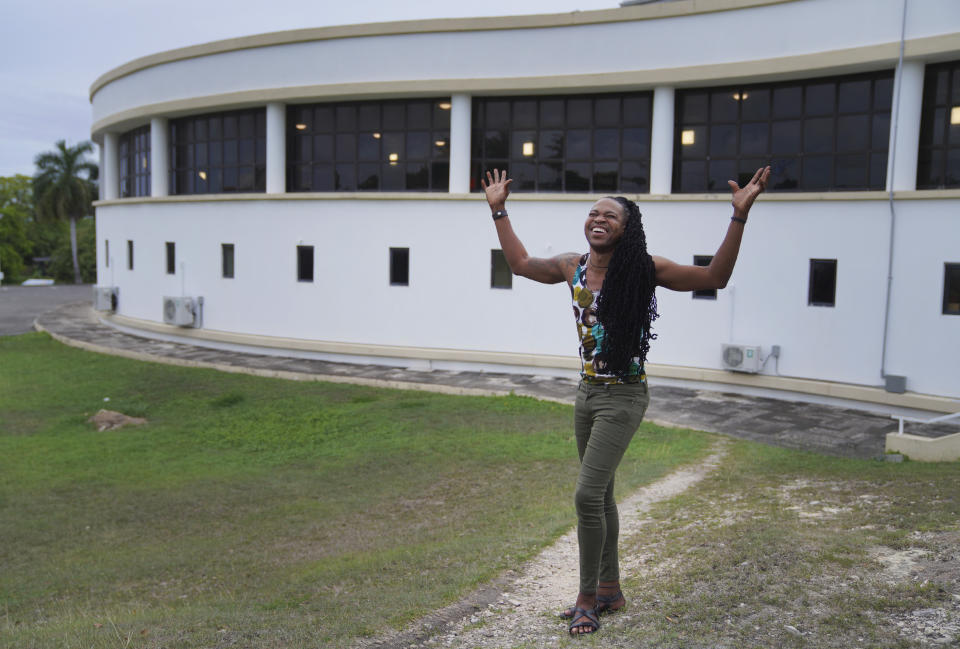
32, 301, 960, 460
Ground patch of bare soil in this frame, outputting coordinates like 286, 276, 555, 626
88, 409, 147, 431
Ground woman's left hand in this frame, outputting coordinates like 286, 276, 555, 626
728, 166, 771, 218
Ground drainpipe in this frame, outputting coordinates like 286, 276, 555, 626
879, 0, 910, 394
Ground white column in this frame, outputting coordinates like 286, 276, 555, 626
266, 102, 286, 194
150, 117, 169, 197
649, 86, 675, 195
98, 142, 105, 200
448, 93, 472, 193
102, 132, 119, 200
887, 60, 925, 192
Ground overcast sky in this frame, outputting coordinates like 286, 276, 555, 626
0, 0, 623, 178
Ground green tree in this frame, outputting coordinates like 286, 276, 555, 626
33, 140, 98, 284
0, 175, 35, 283
49, 217, 96, 283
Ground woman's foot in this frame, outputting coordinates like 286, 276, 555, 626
561, 582, 625, 618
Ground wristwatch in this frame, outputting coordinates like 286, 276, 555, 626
492, 210, 508, 220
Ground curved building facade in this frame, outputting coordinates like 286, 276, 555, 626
91, 0, 960, 408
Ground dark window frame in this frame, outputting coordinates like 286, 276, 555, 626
674, 70, 894, 193
222, 243, 235, 279
389, 247, 410, 286
127, 240, 134, 271
170, 108, 266, 195
297, 245, 314, 282
105, 240, 109, 268
119, 125, 151, 198
491, 249, 512, 289
808, 258, 838, 307
165, 242, 175, 275
917, 59, 960, 189
287, 99, 451, 192
943, 263, 960, 315
470, 91, 653, 193
692, 255, 716, 299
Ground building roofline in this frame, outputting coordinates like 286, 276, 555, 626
89, 0, 799, 100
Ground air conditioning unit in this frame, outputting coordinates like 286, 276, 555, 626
721, 344, 762, 373
92, 286, 118, 311
162, 296, 203, 328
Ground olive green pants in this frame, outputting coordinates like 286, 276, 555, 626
573, 380, 650, 594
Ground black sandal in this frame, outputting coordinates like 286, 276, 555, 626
568, 606, 600, 635
596, 589, 625, 614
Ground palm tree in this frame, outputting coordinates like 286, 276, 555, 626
33, 140, 98, 284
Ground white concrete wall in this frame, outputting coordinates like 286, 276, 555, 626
90, 0, 960, 126
95, 196, 960, 398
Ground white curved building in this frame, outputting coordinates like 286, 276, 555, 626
91, 0, 960, 411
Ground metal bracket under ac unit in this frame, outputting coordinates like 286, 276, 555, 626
721, 344, 762, 373
162, 296, 203, 328
92, 286, 118, 312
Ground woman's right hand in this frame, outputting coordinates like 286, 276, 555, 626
481, 168, 512, 212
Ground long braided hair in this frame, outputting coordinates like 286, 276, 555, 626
595, 197, 659, 376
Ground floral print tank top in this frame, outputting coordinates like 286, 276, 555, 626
572, 253, 646, 384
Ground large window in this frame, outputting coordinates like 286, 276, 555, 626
287, 99, 451, 192
675, 72, 893, 192
471, 92, 652, 193
917, 60, 960, 189
119, 125, 150, 198
170, 109, 266, 194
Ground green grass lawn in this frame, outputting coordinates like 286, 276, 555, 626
0, 333, 712, 648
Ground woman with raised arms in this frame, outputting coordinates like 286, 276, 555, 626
481, 164, 771, 636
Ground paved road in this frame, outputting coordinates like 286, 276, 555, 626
0, 284, 92, 335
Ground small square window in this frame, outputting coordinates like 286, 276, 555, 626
808, 259, 837, 306
105, 240, 109, 268
222, 243, 235, 279
166, 242, 176, 275
297, 245, 314, 282
390, 247, 409, 286
943, 263, 960, 315
491, 249, 512, 289
127, 240, 134, 270
692, 255, 716, 299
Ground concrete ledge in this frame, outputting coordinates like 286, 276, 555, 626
885, 432, 960, 462
103, 311, 960, 413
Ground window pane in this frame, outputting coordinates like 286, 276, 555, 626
358, 104, 380, 130
740, 122, 768, 155
593, 129, 619, 160
594, 97, 620, 126
491, 249, 512, 289
772, 120, 801, 154
772, 86, 802, 119
513, 100, 537, 128
538, 162, 562, 191
222, 243, 235, 279
358, 163, 379, 190
711, 90, 739, 122
620, 161, 648, 193
740, 89, 770, 121
710, 124, 737, 156
708, 159, 736, 191
623, 127, 649, 159
944, 263, 960, 315
566, 130, 590, 160
567, 98, 592, 127
837, 115, 869, 152
383, 103, 405, 130
805, 83, 835, 116
682, 92, 708, 123
297, 245, 314, 282
540, 100, 564, 127
390, 248, 409, 285
835, 154, 869, 188
809, 259, 837, 306
407, 102, 431, 129
838, 80, 871, 113
406, 161, 429, 190
593, 162, 618, 192
565, 163, 590, 191
692, 255, 716, 299
804, 117, 834, 153
803, 155, 833, 189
